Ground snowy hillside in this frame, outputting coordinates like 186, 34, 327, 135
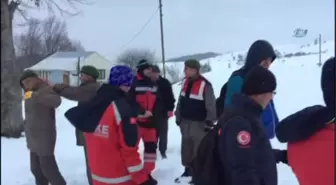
1, 40, 334, 185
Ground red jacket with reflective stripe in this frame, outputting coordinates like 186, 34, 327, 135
288, 123, 335, 185
130, 74, 157, 125
84, 100, 148, 185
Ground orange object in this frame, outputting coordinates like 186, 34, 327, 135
288, 123, 335, 185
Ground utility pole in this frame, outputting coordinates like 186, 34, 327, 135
318, 34, 322, 66
158, 0, 166, 77
77, 57, 81, 86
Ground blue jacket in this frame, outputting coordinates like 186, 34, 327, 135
224, 75, 279, 139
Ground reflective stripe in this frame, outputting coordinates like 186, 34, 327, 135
144, 159, 156, 162
144, 153, 156, 162
92, 174, 131, 184
135, 86, 157, 92
180, 80, 206, 100
127, 163, 143, 173
111, 102, 121, 125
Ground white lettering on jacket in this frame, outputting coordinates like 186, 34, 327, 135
94, 125, 109, 138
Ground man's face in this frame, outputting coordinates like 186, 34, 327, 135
184, 67, 197, 77
80, 73, 92, 83
151, 72, 160, 81
256, 92, 275, 109
259, 58, 273, 69
22, 77, 38, 91
143, 68, 152, 77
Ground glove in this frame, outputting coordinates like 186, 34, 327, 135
176, 121, 180, 126
273, 149, 288, 164
204, 120, 214, 132
53, 83, 68, 93
24, 91, 33, 100
167, 111, 174, 118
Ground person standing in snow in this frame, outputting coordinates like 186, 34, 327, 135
128, 59, 158, 182
222, 40, 279, 139
174, 59, 217, 183
276, 57, 335, 185
20, 70, 66, 185
64, 65, 157, 185
218, 66, 280, 185
53, 65, 101, 185
150, 65, 175, 159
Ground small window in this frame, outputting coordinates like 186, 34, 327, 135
98, 69, 106, 80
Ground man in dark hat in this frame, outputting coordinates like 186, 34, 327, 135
150, 65, 175, 158
20, 70, 66, 185
217, 66, 279, 185
174, 59, 217, 183
128, 59, 158, 182
53, 65, 101, 185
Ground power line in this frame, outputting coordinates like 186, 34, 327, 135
120, 7, 160, 51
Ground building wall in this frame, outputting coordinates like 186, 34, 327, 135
35, 70, 75, 85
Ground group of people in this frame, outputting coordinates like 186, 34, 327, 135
19, 39, 334, 185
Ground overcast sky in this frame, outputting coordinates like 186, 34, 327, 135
15, 0, 335, 60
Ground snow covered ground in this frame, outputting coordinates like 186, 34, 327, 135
2, 40, 334, 185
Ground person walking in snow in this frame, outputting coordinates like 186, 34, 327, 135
64, 65, 157, 185
20, 70, 66, 185
127, 59, 158, 182
53, 65, 101, 185
174, 59, 217, 183
221, 40, 279, 139
150, 65, 175, 159
276, 57, 335, 185
217, 66, 280, 185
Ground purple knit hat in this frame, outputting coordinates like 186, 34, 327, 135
108, 65, 135, 87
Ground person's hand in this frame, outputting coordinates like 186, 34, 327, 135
53, 83, 68, 93
24, 91, 33, 100
167, 111, 174, 118
204, 120, 214, 132
144, 110, 153, 117
176, 121, 180, 126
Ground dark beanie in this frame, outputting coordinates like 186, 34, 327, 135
80, 65, 99, 79
152, 65, 161, 73
185, 59, 201, 71
321, 57, 335, 110
242, 66, 277, 95
136, 59, 152, 72
20, 70, 38, 83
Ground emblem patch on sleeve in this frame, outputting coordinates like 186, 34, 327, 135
237, 131, 251, 145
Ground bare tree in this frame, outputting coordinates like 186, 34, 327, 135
15, 16, 84, 57
1, 0, 86, 138
166, 65, 181, 84
117, 49, 156, 69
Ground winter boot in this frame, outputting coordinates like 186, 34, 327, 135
174, 167, 191, 183
148, 174, 158, 185
160, 151, 167, 159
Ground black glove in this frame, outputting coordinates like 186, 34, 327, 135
140, 175, 157, 185
273, 149, 288, 164
204, 120, 214, 132
176, 121, 180, 126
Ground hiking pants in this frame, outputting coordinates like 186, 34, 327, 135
139, 127, 157, 173
30, 152, 66, 185
179, 119, 206, 168
83, 143, 93, 185
156, 118, 168, 154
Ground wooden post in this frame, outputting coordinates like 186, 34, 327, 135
159, 0, 166, 77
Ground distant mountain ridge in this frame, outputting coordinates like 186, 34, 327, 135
167, 52, 221, 62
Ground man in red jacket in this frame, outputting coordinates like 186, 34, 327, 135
128, 60, 158, 180
65, 65, 157, 185
276, 57, 335, 185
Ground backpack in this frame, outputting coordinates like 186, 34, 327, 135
216, 82, 227, 118
193, 109, 242, 185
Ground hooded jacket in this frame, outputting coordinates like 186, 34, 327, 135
223, 40, 279, 139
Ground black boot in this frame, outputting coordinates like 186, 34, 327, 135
174, 167, 191, 183
148, 174, 158, 185
160, 151, 167, 159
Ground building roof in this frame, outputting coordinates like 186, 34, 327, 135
27, 51, 96, 71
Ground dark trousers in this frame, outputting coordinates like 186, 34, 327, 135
156, 118, 168, 154
30, 152, 66, 185
83, 143, 93, 185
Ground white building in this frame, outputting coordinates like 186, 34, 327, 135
27, 51, 114, 85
